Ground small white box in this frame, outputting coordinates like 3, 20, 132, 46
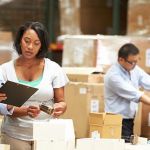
0, 144, 10, 150
76, 138, 125, 150
33, 119, 75, 141
34, 140, 75, 150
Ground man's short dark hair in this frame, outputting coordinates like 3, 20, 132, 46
14, 21, 49, 58
118, 43, 139, 59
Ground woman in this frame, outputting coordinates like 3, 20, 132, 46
0, 21, 69, 150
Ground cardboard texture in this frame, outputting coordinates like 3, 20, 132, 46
63, 67, 104, 83
62, 36, 98, 67
59, 0, 81, 35
127, 0, 150, 36
89, 113, 122, 139
133, 91, 150, 139
141, 91, 150, 139
61, 82, 104, 138
133, 103, 142, 136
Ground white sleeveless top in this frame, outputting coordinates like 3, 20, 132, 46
0, 58, 69, 140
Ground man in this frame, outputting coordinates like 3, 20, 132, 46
104, 43, 150, 142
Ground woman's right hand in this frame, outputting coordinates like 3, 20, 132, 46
0, 92, 7, 102
27, 106, 40, 118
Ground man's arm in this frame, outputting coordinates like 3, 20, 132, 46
140, 94, 150, 105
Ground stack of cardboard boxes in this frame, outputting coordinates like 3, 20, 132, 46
62, 67, 122, 139
62, 35, 150, 139
89, 113, 122, 139
62, 67, 105, 138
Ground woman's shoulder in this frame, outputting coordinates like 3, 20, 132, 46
44, 58, 60, 68
0, 60, 14, 68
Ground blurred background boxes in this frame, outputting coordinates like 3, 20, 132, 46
63, 67, 104, 83
127, 0, 150, 36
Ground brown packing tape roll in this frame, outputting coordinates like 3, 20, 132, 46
39, 104, 54, 115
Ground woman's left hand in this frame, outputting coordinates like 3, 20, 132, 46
52, 102, 66, 118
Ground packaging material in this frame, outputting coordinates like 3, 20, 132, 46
130, 135, 147, 145
34, 140, 74, 150
76, 138, 125, 150
62, 35, 98, 67
125, 143, 150, 150
63, 67, 104, 83
59, 0, 81, 34
127, 0, 150, 36
62, 35, 150, 74
0, 144, 10, 150
61, 82, 104, 138
89, 113, 122, 139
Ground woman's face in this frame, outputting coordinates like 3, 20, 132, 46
20, 29, 41, 59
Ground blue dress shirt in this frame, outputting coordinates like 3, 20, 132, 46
104, 63, 150, 118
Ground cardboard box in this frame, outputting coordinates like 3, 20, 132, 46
61, 82, 104, 138
62, 35, 98, 67
89, 113, 122, 139
133, 91, 150, 138
134, 103, 142, 136
89, 113, 122, 126
127, 0, 150, 36
63, 67, 104, 83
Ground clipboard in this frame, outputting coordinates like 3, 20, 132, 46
0, 80, 38, 107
